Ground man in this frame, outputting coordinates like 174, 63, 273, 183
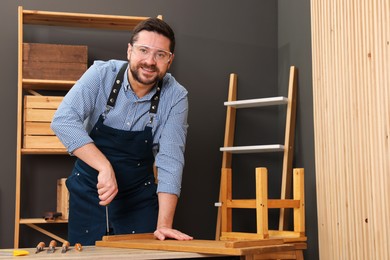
51, 17, 192, 245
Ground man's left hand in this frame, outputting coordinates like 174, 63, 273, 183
154, 227, 193, 241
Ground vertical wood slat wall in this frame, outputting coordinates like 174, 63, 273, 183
311, 1, 389, 259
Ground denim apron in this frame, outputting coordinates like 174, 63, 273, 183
66, 63, 161, 245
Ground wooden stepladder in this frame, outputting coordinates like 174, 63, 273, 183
216, 66, 305, 241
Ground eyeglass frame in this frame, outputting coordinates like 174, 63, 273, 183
131, 43, 173, 63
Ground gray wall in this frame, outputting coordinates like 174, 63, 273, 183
278, 1, 318, 259
0, 0, 317, 258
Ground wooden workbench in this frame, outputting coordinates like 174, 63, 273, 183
0, 234, 306, 259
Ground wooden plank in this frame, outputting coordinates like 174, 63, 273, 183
23, 43, 87, 63
222, 73, 238, 168
221, 232, 269, 241
221, 168, 232, 233
20, 218, 68, 224
102, 235, 285, 249
279, 66, 298, 230
253, 250, 299, 259
56, 178, 69, 220
256, 168, 269, 239
95, 238, 295, 256
103, 233, 156, 241
268, 230, 302, 239
21, 148, 67, 154
293, 169, 305, 234
23, 61, 87, 81
227, 199, 300, 209
25, 96, 63, 109
23, 78, 75, 90
224, 239, 284, 248
268, 200, 300, 209
23, 136, 65, 149
24, 122, 54, 135
23, 43, 87, 80
24, 108, 56, 122
24, 224, 66, 243
217, 73, 237, 240
23, 9, 153, 31
14, 5, 24, 249
221, 232, 306, 243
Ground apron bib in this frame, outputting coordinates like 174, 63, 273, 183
66, 63, 162, 245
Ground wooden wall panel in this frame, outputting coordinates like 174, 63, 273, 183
311, 0, 389, 259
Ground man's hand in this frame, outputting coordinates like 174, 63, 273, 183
97, 166, 118, 206
73, 143, 118, 205
154, 226, 193, 241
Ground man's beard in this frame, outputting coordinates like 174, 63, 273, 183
130, 62, 163, 86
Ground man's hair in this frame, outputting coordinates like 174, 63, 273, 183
130, 18, 175, 53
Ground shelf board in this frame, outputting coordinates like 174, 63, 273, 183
20, 218, 68, 224
224, 96, 288, 108
22, 78, 76, 90
21, 148, 68, 155
220, 144, 285, 154
23, 9, 153, 30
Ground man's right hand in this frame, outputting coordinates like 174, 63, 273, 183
73, 143, 118, 205
97, 165, 118, 205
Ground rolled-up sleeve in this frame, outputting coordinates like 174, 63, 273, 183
155, 88, 188, 197
51, 64, 102, 153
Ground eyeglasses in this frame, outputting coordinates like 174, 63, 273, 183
132, 44, 172, 63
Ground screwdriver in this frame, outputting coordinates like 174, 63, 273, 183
106, 205, 110, 235
35, 241, 45, 254
47, 240, 57, 253
61, 241, 70, 253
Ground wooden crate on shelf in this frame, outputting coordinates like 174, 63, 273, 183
23, 96, 65, 149
23, 43, 87, 81
57, 178, 69, 220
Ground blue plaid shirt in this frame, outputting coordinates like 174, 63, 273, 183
51, 60, 189, 196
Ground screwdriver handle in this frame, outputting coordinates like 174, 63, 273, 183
49, 240, 57, 248
35, 242, 45, 253
37, 242, 45, 248
75, 243, 83, 251
61, 241, 70, 253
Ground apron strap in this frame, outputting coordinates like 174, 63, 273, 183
149, 80, 163, 114
107, 63, 128, 108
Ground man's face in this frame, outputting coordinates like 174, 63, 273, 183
127, 30, 174, 87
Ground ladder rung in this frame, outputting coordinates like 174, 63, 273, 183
224, 96, 288, 108
220, 144, 284, 153
227, 199, 300, 209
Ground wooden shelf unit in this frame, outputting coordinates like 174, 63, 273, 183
216, 67, 300, 241
14, 6, 158, 248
